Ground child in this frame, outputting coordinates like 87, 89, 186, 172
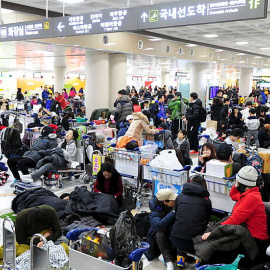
224, 128, 243, 151
173, 129, 192, 165
245, 108, 260, 149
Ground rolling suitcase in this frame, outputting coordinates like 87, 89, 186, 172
14, 181, 41, 194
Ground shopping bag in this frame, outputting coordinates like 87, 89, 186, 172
81, 229, 114, 261
206, 120, 218, 131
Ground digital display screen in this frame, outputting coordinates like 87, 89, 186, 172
209, 86, 219, 99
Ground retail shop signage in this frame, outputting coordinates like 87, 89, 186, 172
137, 0, 268, 29
52, 8, 137, 37
0, 19, 52, 41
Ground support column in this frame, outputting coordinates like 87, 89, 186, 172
54, 66, 66, 93
109, 54, 127, 110
190, 63, 208, 106
239, 67, 253, 97
85, 51, 109, 118
161, 70, 170, 88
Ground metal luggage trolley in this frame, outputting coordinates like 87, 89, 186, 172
192, 166, 236, 214
141, 131, 165, 148
66, 228, 149, 270
43, 135, 91, 190
0, 217, 16, 270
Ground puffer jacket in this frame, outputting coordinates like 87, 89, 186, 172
114, 95, 133, 122
23, 134, 58, 162
58, 139, 77, 163
125, 112, 157, 142
245, 116, 260, 130
185, 99, 202, 125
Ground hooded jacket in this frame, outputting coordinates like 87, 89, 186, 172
185, 99, 202, 125
125, 112, 157, 142
168, 97, 182, 119
171, 182, 212, 240
155, 100, 167, 120
245, 116, 260, 130
114, 95, 133, 122
55, 94, 68, 110
210, 103, 223, 121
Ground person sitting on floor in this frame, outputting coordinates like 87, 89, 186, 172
145, 189, 177, 270
170, 176, 212, 269
8, 126, 58, 187
93, 162, 123, 206
200, 166, 269, 266
224, 128, 243, 151
259, 124, 270, 148
216, 144, 241, 175
30, 129, 78, 181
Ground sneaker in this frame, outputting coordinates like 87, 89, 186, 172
10, 179, 19, 187
176, 255, 185, 268
194, 258, 202, 269
190, 150, 199, 154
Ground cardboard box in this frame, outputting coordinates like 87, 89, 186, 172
258, 150, 270, 174
206, 160, 233, 178
206, 120, 218, 131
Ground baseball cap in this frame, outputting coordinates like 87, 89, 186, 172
236, 166, 258, 187
126, 115, 133, 121
156, 188, 177, 201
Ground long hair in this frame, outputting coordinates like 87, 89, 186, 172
201, 143, 217, 160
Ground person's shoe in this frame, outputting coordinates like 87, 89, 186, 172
176, 255, 185, 268
194, 258, 202, 269
190, 150, 199, 154
10, 179, 19, 187
166, 261, 174, 270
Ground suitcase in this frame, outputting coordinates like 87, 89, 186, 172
14, 181, 41, 194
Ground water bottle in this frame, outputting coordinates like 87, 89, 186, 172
150, 118, 154, 126
136, 196, 141, 211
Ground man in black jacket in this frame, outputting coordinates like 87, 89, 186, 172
182, 92, 202, 154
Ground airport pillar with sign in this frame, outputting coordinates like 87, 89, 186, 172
85, 51, 109, 115
54, 66, 66, 94
190, 62, 208, 105
109, 53, 127, 109
239, 67, 253, 97
161, 70, 170, 88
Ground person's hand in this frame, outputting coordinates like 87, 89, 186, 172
37, 241, 44, 248
202, 232, 211, 241
160, 117, 164, 121
114, 196, 117, 199
198, 156, 204, 164
43, 231, 52, 238
235, 181, 239, 188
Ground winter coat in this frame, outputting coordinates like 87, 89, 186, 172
168, 97, 182, 120
58, 140, 77, 164
171, 182, 212, 241
125, 112, 157, 142
114, 95, 133, 122
23, 134, 58, 163
173, 138, 191, 165
210, 103, 223, 121
156, 100, 167, 120
62, 92, 68, 99
117, 121, 130, 138
163, 130, 174, 149
55, 95, 68, 110
144, 92, 152, 99
245, 116, 260, 131
193, 223, 259, 262
146, 197, 175, 261
229, 112, 243, 126
42, 90, 49, 100
221, 186, 269, 241
185, 99, 202, 125
259, 129, 270, 148
16, 92, 24, 101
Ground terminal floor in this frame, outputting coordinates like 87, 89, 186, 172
0, 155, 199, 270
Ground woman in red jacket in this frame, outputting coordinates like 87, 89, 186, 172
55, 92, 68, 110
202, 166, 269, 264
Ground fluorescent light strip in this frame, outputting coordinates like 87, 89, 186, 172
235, 42, 249, 45
186, 44, 198, 47
203, 34, 219, 38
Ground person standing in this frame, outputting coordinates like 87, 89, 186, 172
182, 92, 202, 154
169, 92, 182, 140
245, 108, 260, 149
153, 95, 167, 127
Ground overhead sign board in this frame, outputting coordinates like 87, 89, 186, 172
0, 0, 267, 41
137, 0, 267, 29
52, 8, 137, 37
0, 19, 52, 41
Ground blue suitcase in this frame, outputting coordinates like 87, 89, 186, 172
14, 181, 41, 194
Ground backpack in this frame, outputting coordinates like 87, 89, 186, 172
180, 98, 189, 116
90, 108, 110, 121
75, 125, 87, 140
199, 106, 207, 122
245, 149, 263, 176
149, 103, 159, 118
1, 128, 23, 158
134, 212, 150, 240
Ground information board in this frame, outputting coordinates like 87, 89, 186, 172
137, 0, 267, 29
52, 8, 137, 37
0, 19, 52, 41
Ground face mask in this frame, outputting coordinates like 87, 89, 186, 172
236, 184, 246, 194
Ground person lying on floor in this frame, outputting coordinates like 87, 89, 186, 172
196, 166, 269, 266
145, 188, 177, 270
93, 162, 123, 206
8, 126, 58, 187
30, 129, 78, 181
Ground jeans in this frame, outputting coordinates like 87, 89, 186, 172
155, 232, 176, 263
247, 130, 260, 148
7, 157, 36, 180
31, 162, 64, 181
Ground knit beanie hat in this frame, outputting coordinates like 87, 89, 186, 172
236, 166, 258, 187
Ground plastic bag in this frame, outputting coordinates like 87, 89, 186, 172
110, 210, 141, 267
200, 254, 244, 270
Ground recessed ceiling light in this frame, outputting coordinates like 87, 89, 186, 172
203, 34, 219, 38
260, 48, 270, 50
235, 42, 249, 45
235, 53, 246, 56
186, 44, 198, 47
143, 48, 154, 51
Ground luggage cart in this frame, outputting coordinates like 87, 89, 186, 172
0, 217, 16, 270
192, 166, 236, 214
66, 228, 149, 270
141, 131, 165, 148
